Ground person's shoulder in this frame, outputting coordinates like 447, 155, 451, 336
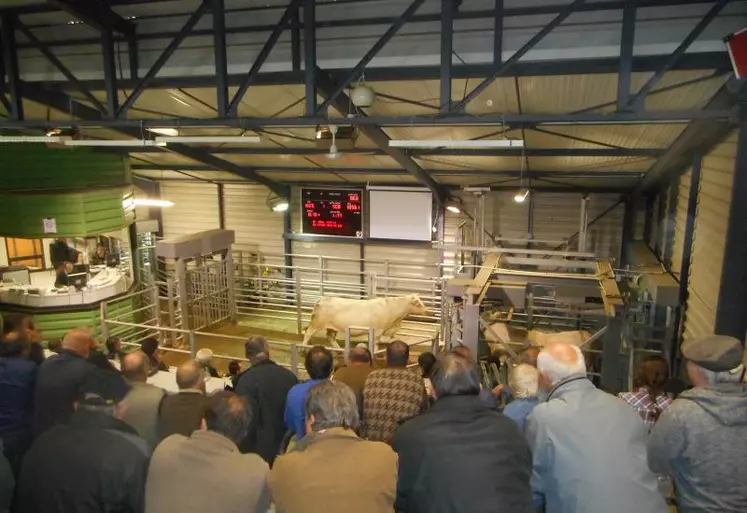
153, 433, 188, 454
233, 451, 270, 476
357, 438, 398, 464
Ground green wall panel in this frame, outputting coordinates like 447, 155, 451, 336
0, 187, 135, 237
0, 145, 131, 191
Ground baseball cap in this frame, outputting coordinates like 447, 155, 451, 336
681, 335, 746, 373
78, 368, 130, 406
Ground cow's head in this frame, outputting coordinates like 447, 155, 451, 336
407, 294, 429, 315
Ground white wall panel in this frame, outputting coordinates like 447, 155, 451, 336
684, 132, 737, 341
160, 182, 220, 238
223, 184, 285, 257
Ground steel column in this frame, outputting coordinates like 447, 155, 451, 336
213, 0, 229, 117
440, 0, 455, 113
654, 187, 667, 259
101, 31, 119, 117
291, 6, 301, 72
217, 183, 225, 229
315, 0, 427, 113
714, 108, 747, 339
284, 209, 293, 281
617, 0, 636, 112
678, 154, 701, 311
493, 0, 503, 66
228, 0, 300, 115
643, 195, 654, 248
117, 1, 210, 118
626, 0, 730, 109
128, 37, 138, 80
303, 0, 316, 115
1, 15, 23, 120
452, 0, 587, 111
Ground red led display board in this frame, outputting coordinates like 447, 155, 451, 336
301, 188, 364, 237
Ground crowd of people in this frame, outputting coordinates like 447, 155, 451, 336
0, 310, 746, 513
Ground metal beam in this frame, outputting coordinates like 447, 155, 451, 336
1, 109, 731, 130
715, 104, 747, 338
632, 82, 737, 195
16, 20, 106, 114
617, 0, 636, 112
315, 0, 427, 114
440, 0, 455, 113
291, 6, 301, 72
626, 0, 731, 110
1, 15, 22, 119
116, 1, 210, 118
316, 69, 446, 204
678, 153, 701, 312
46, 0, 135, 36
493, 0, 503, 66
663, 179, 678, 265
101, 31, 119, 117
654, 185, 667, 258
213, 0, 229, 117
303, 0, 316, 115
165, 143, 287, 198
227, 0, 300, 115
452, 0, 587, 111
128, 37, 138, 80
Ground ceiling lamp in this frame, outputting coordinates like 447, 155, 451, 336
446, 204, 461, 214
155, 135, 262, 144
351, 83, 376, 108
514, 189, 529, 203
131, 199, 175, 208
389, 139, 524, 149
147, 128, 180, 137
267, 194, 289, 213
326, 124, 341, 160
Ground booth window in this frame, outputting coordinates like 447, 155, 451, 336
5, 238, 44, 269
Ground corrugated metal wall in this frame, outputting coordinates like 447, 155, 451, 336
160, 182, 220, 238
671, 168, 692, 279
587, 195, 625, 260
223, 184, 285, 256
682, 132, 738, 341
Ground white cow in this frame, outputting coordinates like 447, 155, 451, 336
302, 294, 429, 347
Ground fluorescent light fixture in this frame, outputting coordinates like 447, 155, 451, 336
514, 189, 530, 203
272, 202, 290, 212
446, 205, 461, 214
0, 136, 63, 143
389, 139, 524, 149
147, 128, 180, 137
130, 199, 175, 208
64, 140, 166, 147
267, 195, 289, 212
155, 136, 262, 144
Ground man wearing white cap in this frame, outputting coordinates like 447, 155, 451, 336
648, 335, 747, 513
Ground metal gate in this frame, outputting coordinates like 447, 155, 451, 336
186, 258, 231, 331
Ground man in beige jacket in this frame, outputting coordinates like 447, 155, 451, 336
269, 380, 397, 513
145, 391, 269, 513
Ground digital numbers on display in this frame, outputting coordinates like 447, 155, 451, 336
301, 189, 364, 237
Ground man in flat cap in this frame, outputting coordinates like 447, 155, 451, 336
648, 335, 747, 513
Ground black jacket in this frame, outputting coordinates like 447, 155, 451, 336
17, 410, 150, 513
88, 351, 120, 374
33, 350, 93, 437
234, 359, 298, 464
391, 395, 534, 513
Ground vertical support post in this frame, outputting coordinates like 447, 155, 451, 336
643, 195, 654, 249
290, 344, 299, 376
368, 272, 377, 299
493, 0, 503, 66
166, 277, 176, 346
616, 0, 636, 112
150, 284, 161, 337
101, 32, 119, 117
189, 330, 197, 359
291, 5, 301, 72
344, 328, 351, 363
213, 0, 229, 117
318, 255, 325, 296
664, 180, 678, 266
176, 259, 191, 331
359, 242, 365, 299
295, 271, 303, 334
479, 194, 486, 247
578, 195, 589, 252
384, 261, 390, 295
678, 155, 701, 311
283, 209, 293, 281
436, 204, 445, 277
439, 0, 454, 113
715, 108, 747, 338
654, 187, 667, 259
100, 301, 110, 342
217, 184, 226, 229
526, 192, 535, 249
601, 316, 623, 392
1, 15, 23, 120
620, 199, 635, 267
226, 247, 237, 322
257, 261, 264, 307
128, 37, 138, 80
303, 0, 316, 115
368, 327, 376, 359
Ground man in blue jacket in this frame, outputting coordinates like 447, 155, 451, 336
526, 342, 666, 513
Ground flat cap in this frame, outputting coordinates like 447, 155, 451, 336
681, 335, 746, 372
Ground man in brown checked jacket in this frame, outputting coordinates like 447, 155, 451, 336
362, 340, 428, 442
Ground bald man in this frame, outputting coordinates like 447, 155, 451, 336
33, 328, 97, 436
158, 361, 209, 441
120, 352, 165, 449
333, 346, 374, 417
526, 342, 666, 513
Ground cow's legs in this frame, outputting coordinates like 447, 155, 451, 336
326, 329, 340, 348
302, 319, 319, 345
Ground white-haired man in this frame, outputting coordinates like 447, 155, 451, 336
648, 335, 747, 513
503, 364, 539, 431
525, 342, 666, 513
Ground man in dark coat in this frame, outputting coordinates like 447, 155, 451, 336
33, 329, 94, 437
392, 352, 534, 513
234, 336, 297, 464
17, 368, 149, 513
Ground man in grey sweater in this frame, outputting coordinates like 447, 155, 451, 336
648, 335, 747, 513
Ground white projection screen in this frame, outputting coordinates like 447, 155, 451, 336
368, 189, 433, 241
